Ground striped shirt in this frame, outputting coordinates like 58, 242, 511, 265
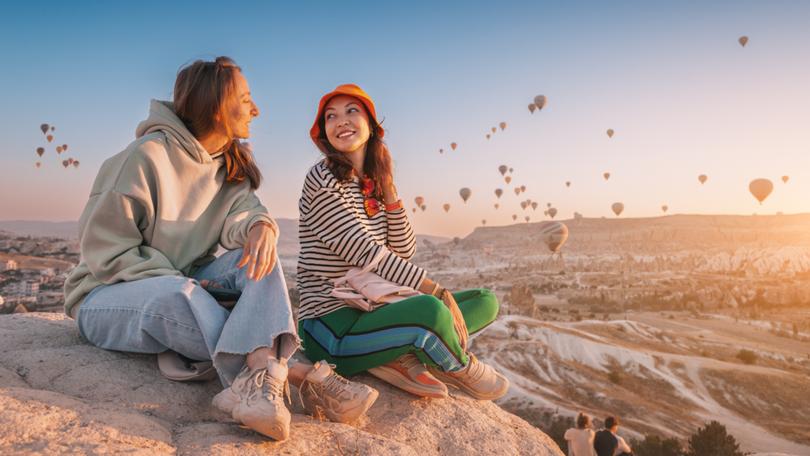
297, 160, 426, 320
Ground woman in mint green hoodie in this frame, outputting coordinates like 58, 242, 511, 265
64, 57, 377, 441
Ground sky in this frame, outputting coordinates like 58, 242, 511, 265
1, 0, 808, 237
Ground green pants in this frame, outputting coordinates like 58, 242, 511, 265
299, 288, 499, 376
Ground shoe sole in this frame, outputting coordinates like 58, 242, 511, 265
430, 372, 510, 401
368, 366, 448, 399
233, 404, 290, 441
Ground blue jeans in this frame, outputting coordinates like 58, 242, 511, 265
77, 249, 300, 387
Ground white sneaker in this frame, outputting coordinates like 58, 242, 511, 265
428, 353, 509, 400
298, 361, 379, 423
216, 359, 291, 441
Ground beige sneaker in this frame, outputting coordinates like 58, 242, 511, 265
368, 354, 448, 399
427, 354, 509, 400
298, 361, 379, 423
223, 359, 291, 441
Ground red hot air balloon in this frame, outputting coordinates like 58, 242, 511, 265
450, 142, 458, 150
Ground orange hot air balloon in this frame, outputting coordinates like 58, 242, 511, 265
748, 178, 773, 204
514, 187, 520, 196
495, 188, 503, 198
494, 203, 500, 209
661, 204, 668, 213
538, 221, 569, 253
512, 214, 517, 221
548, 207, 557, 218
781, 175, 789, 184
414, 196, 424, 206
36, 147, 44, 157
505, 176, 512, 184
698, 174, 708, 185
412, 208, 417, 213
491, 127, 497, 134
565, 181, 570, 187
420, 204, 427, 211
35, 162, 41, 168
499, 122, 506, 131
738, 36, 748, 47
606, 129, 614, 138
443, 203, 451, 213
611, 202, 624, 216
450, 142, 458, 150
528, 103, 536, 114
603, 172, 611, 181
531, 202, 538, 211
62, 160, 69, 168
47, 135, 54, 143
534, 95, 547, 110
56, 146, 63, 154
459, 187, 471, 202
40, 123, 49, 134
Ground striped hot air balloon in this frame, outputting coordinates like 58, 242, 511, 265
538, 221, 569, 253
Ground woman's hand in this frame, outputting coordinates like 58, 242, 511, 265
441, 289, 469, 350
237, 222, 277, 281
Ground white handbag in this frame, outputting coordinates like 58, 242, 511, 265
330, 248, 421, 311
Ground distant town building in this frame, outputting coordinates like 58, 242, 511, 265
7, 281, 39, 297
2, 260, 18, 271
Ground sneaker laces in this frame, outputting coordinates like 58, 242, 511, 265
462, 354, 486, 382
297, 363, 349, 418
251, 368, 291, 405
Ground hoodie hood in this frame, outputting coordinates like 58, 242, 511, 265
135, 100, 213, 164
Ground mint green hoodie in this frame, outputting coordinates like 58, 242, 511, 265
63, 100, 277, 318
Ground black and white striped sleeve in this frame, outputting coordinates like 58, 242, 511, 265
302, 185, 426, 290
385, 207, 417, 259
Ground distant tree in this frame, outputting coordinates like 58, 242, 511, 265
736, 349, 757, 365
686, 421, 745, 456
631, 434, 685, 456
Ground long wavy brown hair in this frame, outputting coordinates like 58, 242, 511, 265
173, 56, 262, 189
314, 104, 392, 200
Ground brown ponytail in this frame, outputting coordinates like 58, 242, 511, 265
173, 56, 262, 189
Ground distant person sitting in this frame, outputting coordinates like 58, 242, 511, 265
564, 412, 596, 456
594, 416, 633, 456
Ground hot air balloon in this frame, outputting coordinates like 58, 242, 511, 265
494, 203, 500, 209
62, 144, 68, 152
498, 165, 508, 176
520, 201, 528, 210
443, 203, 450, 213
35, 162, 41, 168
415, 196, 424, 206
482, 219, 487, 226
565, 181, 571, 187
534, 95, 547, 110
748, 178, 773, 204
491, 127, 497, 134
450, 142, 458, 151
50, 126, 55, 132
606, 129, 614, 138
495, 188, 503, 198
505, 176, 512, 184
36, 147, 44, 157
47, 135, 54, 143
738, 36, 748, 47
781, 175, 789, 184
661, 205, 668, 213
611, 202, 624, 216
698, 174, 707, 185
514, 187, 520, 196
486, 134, 491, 140
439, 148, 444, 154
520, 185, 526, 193
499, 122, 506, 131
528, 103, 536, 114
62, 160, 69, 168
538, 221, 569, 253
40, 124, 49, 134
547, 203, 551, 208
548, 208, 557, 218
56, 146, 63, 154
512, 214, 517, 221
459, 187, 471, 203
508, 167, 513, 173
524, 216, 530, 223
420, 204, 427, 211
603, 172, 611, 181
67, 158, 74, 165
412, 208, 417, 213
531, 202, 538, 211
72, 160, 80, 168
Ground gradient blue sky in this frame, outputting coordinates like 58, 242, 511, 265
1, 1, 808, 237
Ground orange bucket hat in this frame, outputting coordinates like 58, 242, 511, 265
310, 84, 385, 145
